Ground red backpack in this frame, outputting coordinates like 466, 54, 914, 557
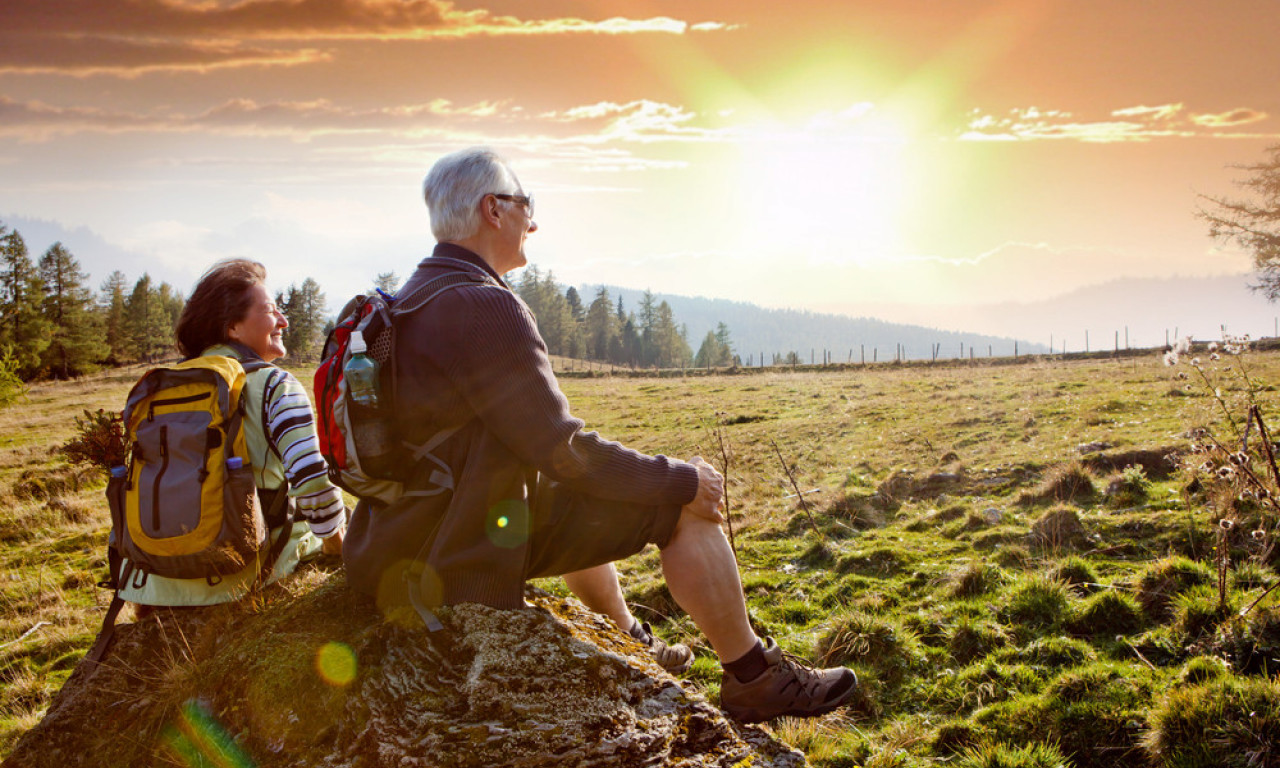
313, 268, 497, 504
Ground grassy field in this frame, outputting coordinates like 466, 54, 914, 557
3, 348, 1280, 766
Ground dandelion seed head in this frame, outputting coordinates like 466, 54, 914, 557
1252, 529, 1267, 541
1219, 518, 1235, 530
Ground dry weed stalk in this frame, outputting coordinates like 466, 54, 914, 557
712, 424, 739, 568
768, 438, 826, 545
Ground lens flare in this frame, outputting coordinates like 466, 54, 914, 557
486, 500, 529, 549
162, 698, 255, 768
315, 641, 357, 687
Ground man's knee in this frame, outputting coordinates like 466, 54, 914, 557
665, 508, 729, 548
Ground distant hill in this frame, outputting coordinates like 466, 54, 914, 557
581, 285, 1047, 363
855, 273, 1278, 352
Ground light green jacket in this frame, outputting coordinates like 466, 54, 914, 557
119, 346, 322, 606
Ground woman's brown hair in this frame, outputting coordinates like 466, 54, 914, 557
175, 259, 268, 359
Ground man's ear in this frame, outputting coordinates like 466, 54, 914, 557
478, 194, 502, 228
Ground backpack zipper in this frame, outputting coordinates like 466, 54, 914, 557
149, 391, 211, 420
153, 425, 168, 532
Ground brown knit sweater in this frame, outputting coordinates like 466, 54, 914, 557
343, 244, 699, 609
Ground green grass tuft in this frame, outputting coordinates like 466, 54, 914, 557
1136, 556, 1212, 621
1068, 588, 1146, 637
998, 576, 1074, 637
954, 740, 1072, 768
1144, 676, 1280, 767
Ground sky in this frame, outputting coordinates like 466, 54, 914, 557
2, 0, 1278, 350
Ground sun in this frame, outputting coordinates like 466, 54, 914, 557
730, 114, 916, 267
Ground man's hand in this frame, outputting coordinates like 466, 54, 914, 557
681, 456, 725, 523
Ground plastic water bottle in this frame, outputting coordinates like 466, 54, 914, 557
344, 330, 394, 472
344, 331, 381, 408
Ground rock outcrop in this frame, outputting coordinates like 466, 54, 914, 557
6, 573, 804, 767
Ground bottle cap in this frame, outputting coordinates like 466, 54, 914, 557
349, 330, 367, 354
110, 465, 127, 478
227, 456, 244, 470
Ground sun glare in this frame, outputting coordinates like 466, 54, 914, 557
732, 125, 913, 267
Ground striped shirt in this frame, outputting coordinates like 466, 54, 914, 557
208, 344, 346, 538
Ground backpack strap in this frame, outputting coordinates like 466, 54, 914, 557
86, 558, 135, 666
251, 484, 294, 591
250, 364, 295, 589
391, 269, 501, 315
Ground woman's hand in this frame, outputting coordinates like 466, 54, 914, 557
321, 524, 345, 556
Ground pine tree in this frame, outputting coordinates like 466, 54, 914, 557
638, 290, 658, 367
585, 287, 617, 361
695, 331, 720, 368
650, 301, 691, 368
0, 226, 51, 377
565, 286, 584, 323
127, 274, 174, 362
281, 277, 326, 361
715, 322, 737, 366
694, 323, 735, 368
617, 316, 641, 367
38, 242, 107, 378
374, 272, 401, 294
100, 270, 134, 364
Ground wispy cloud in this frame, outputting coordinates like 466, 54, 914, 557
0, 93, 735, 146
0, 0, 733, 75
1191, 108, 1269, 128
542, 100, 731, 143
0, 35, 327, 77
961, 103, 1274, 142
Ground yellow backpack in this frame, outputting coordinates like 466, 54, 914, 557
88, 355, 291, 663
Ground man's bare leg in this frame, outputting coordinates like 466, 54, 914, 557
659, 511, 758, 664
562, 562, 635, 630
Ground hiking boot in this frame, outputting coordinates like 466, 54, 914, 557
632, 621, 694, 674
720, 638, 857, 723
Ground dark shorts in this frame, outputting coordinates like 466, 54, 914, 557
523, 478, 683, 579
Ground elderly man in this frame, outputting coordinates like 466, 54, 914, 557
344, 146, 857, 722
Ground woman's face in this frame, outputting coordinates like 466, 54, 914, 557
227, 283, 288, 361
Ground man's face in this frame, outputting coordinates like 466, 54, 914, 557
495, 186, 536, 272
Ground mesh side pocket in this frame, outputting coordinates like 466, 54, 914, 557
369, 324, 394, 366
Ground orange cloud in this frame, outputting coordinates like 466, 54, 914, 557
1191, 108, 1269, 128
0, 94, 520, 141
961, 103, 1274, 142
0, 0, 731, 75
1111, 103, 1184, 121
0, 35, 326, 76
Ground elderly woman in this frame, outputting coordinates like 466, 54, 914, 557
119, 258, 346, 607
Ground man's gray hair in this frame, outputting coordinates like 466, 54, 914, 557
423, 147, 519, 242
